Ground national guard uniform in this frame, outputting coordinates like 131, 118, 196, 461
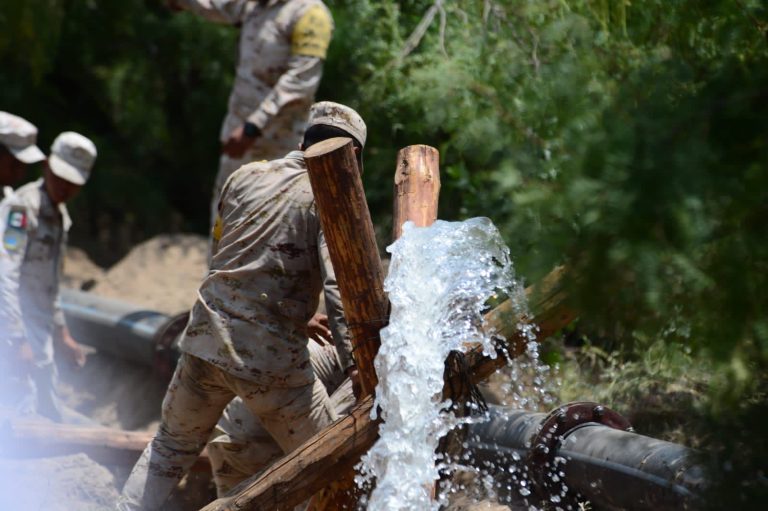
0, 132, 97, 422
173, 0, 334, 227
118, 102, 366, 511
208, 340, 354, 495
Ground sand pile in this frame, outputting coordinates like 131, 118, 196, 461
91, 234, 207, 315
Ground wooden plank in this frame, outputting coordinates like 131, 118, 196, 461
0, 419, 210, 470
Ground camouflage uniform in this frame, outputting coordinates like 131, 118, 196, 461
0, 180, 72, 421
175, 0, 334, 226
208, 341, 354, 495
118, 151, 354, 511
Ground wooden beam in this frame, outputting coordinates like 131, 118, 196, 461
392, 145, 440, 240
303, 137, 389, 397
0, 419, 210, 471
199, 396, 379, 511
198, 268, 575, 511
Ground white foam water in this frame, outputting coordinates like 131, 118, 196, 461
357, 218, 532, 510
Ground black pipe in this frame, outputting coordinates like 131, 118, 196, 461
466, 406, 705, 510
60, 288, 172, 365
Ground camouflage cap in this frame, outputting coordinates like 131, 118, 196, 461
49, 132, 97, 185
307, 102, 367, 147
0, 111, 46, 164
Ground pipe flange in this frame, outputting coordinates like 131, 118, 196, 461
526, 401, 632, 503
152, 311, 189, 379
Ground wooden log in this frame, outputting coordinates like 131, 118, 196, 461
199, 396, 379, 511
0, 419, 210, 470
198, 268, 575, 511
392, 145, 440, 239
303, 137, 389, 397
308, 144, 443, 510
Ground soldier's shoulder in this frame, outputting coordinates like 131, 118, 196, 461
3, 180, 41, 211
289, 0, 333, 58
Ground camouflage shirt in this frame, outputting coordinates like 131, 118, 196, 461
179, 151, 353, 387
178, 0, 333, 153
0, 180, 70, 366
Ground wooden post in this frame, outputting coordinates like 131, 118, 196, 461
198, 268, 575, 511
302, 137, 388, 397
392, 145, 440, 239
308, 144, 443, 510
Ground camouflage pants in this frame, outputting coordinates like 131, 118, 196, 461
207, 342, 355, 495
117, 352, 336, 511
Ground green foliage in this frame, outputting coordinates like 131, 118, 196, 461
330, 0, 768, 372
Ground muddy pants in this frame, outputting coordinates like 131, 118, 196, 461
117, 352, 336, 511
207, 342, 355, 495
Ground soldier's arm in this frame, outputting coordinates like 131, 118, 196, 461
318, 228, 355, 373
51, 260, 86, 367
0, 198, 31, 354
246, 4, 333, 131
169, 0, 249, 24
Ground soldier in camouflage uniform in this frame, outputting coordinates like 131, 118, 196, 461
0, 132, 96, 422
167, 0, 334, 229
117, 102, 366, 510
0, 112, 46, 187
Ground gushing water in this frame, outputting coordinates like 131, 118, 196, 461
357, 218, 534, 510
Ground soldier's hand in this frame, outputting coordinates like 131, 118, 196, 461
59, 330, 87, 368
222, 125, 258, 158
307, 313, 332, 345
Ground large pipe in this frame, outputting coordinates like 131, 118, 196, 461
60, 288, 184, 372
466, 404, 705, 510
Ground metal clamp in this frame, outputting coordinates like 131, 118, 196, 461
526, 401, 632, 502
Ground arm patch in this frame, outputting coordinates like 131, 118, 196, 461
3, 207, 28, 253
291, 4, 333, 59
212, 215, 224, 243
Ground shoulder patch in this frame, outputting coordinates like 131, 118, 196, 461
291, 4, 333, 59
3, 206, 28, 253
212, 215, 224, 243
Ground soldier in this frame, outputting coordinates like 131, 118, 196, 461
0, 132, 96, 423
167, 0, 334, 230
0, 112, 46, 187
118, 102, 365, 510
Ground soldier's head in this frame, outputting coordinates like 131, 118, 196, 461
0, 112, 45, 187
43, 132, 97, 205
301, 102, 366, 172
